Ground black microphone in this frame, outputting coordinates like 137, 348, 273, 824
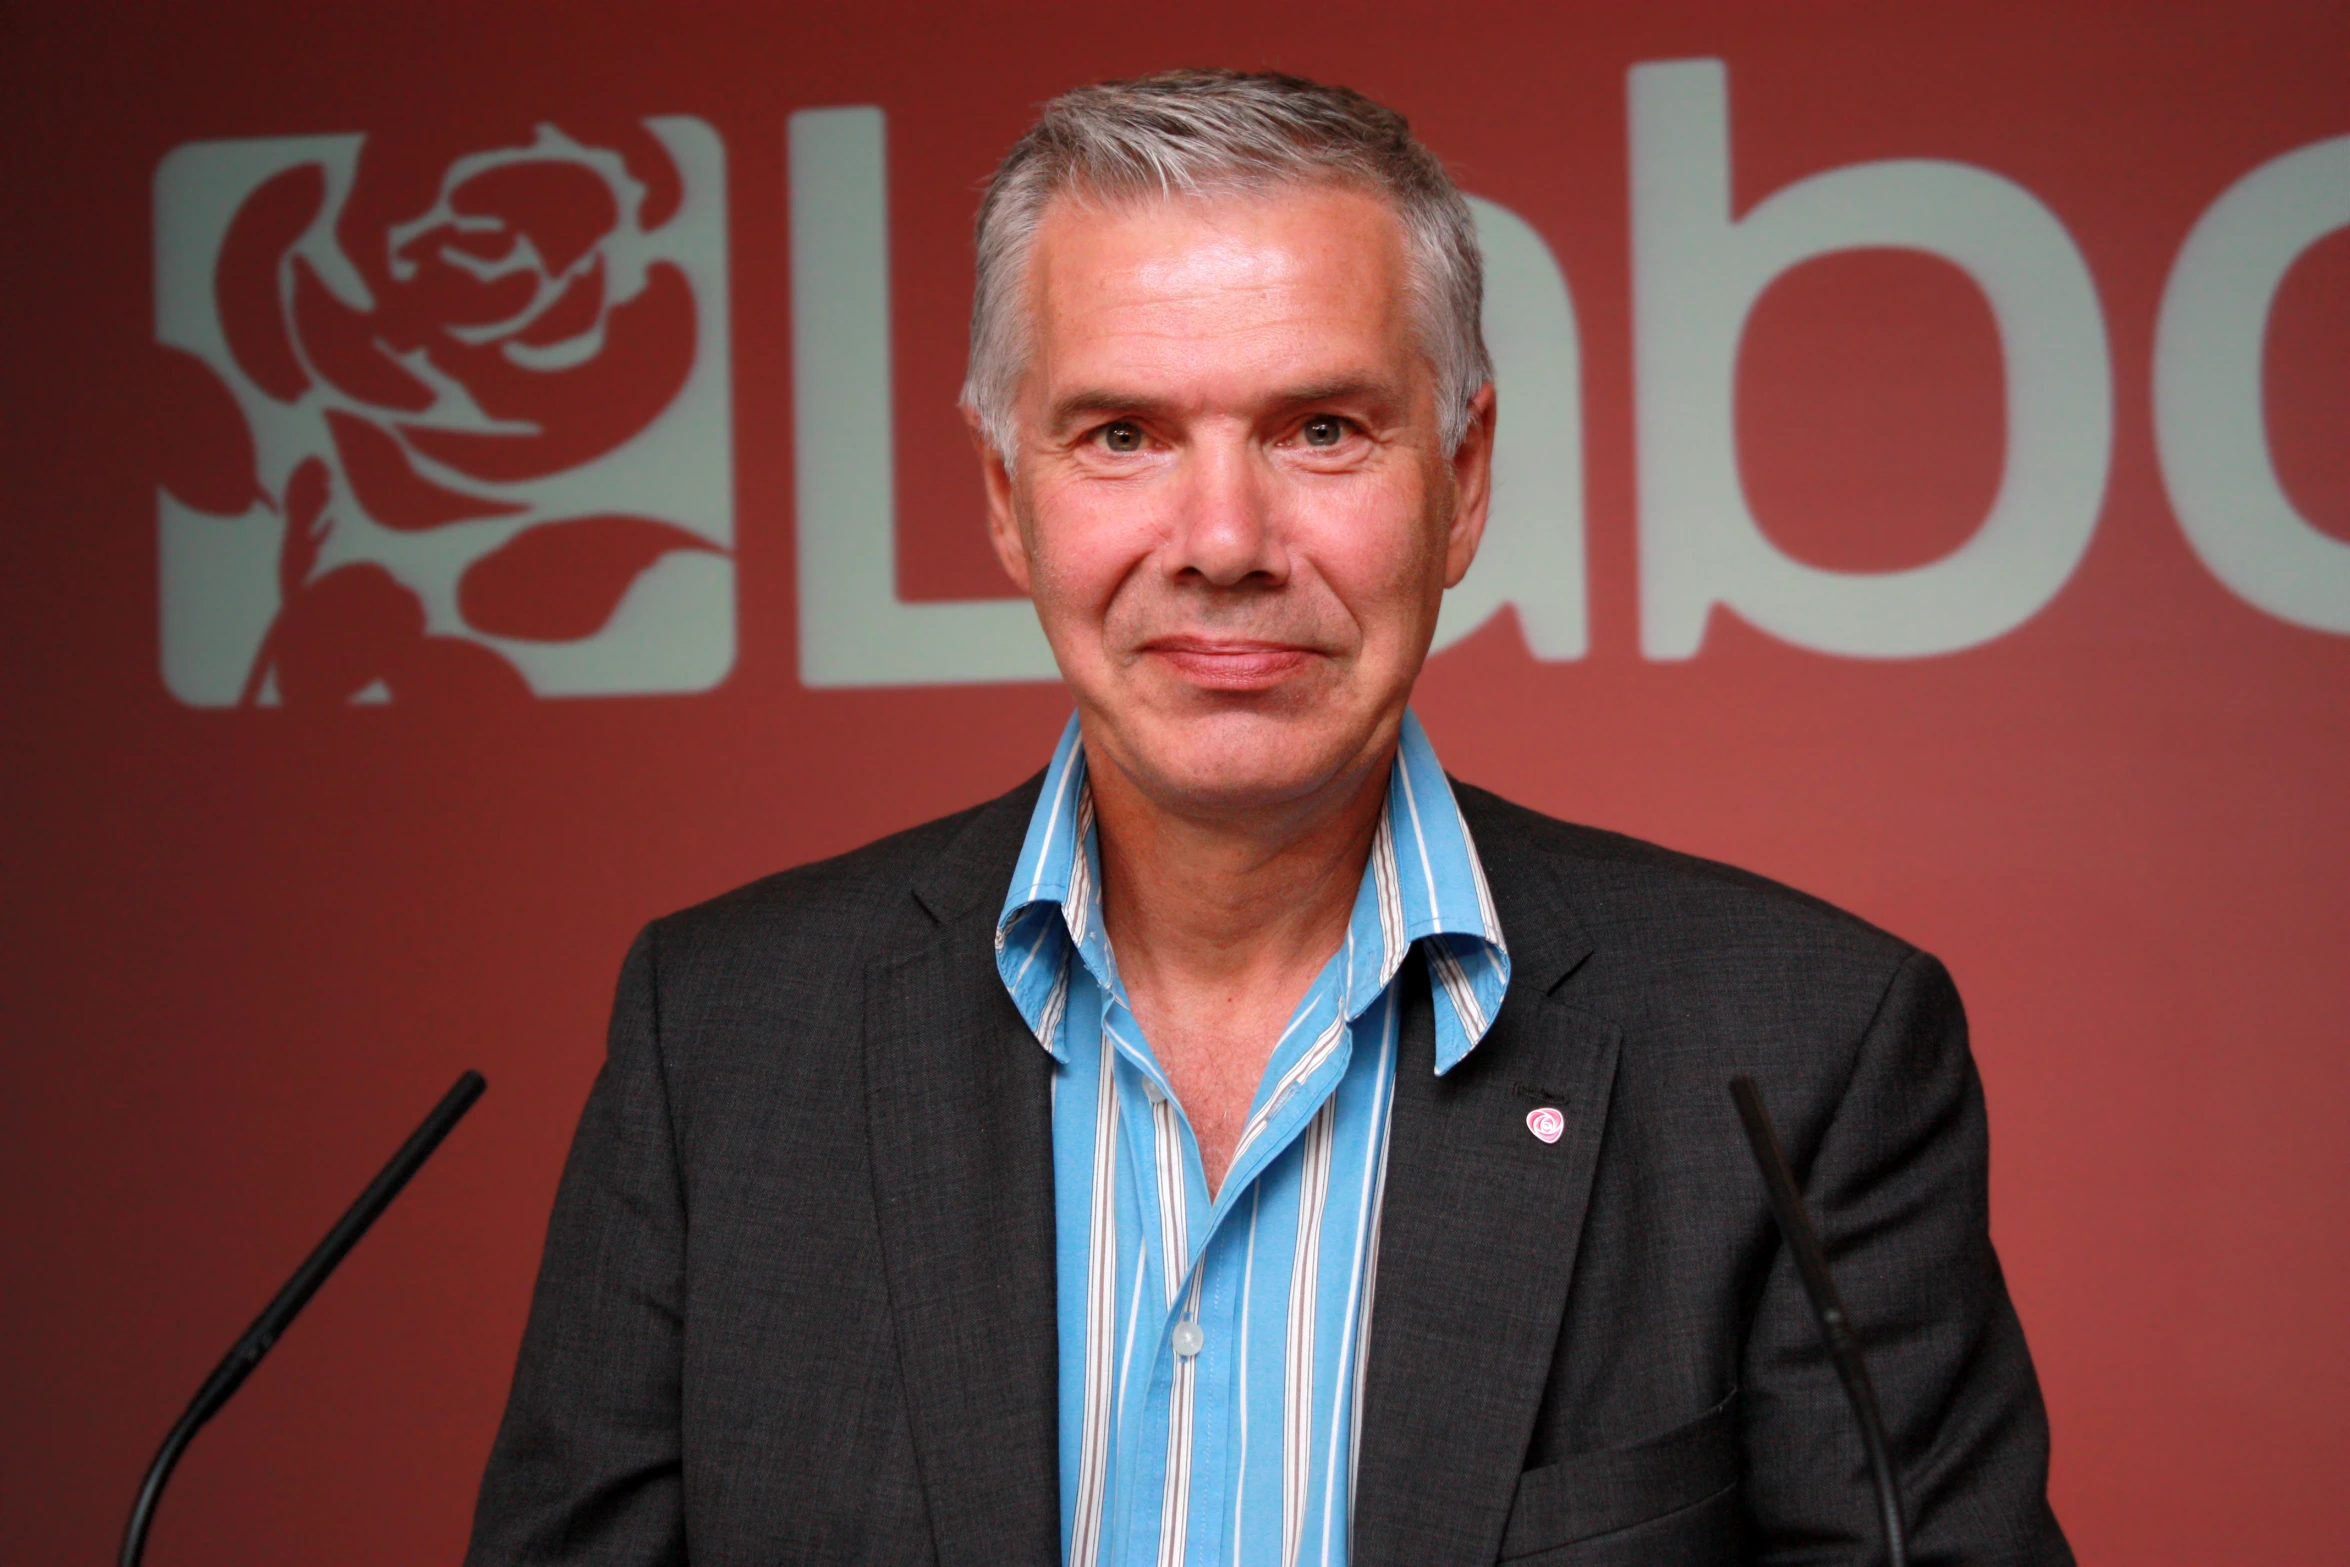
1729, 1076, 1909, 1567
119, 1068, 487, 1567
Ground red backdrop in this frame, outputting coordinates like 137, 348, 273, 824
4, 1, 2346, 1561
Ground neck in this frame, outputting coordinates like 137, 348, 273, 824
1079, 726, 1397, 1197
1084, 736, 1392, 1004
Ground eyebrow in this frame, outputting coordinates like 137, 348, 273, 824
1042, 375, 1408, 436
1044, 389, 1168, 433
1274, 376, 1404, 410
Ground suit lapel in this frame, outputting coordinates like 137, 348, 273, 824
1353, 794, 1622, 1567
863, 788, 1061, 1565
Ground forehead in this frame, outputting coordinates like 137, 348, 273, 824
1022, 183, 1419, 395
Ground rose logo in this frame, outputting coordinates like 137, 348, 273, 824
155, 116, 731, 707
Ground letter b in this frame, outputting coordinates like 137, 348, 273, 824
1629, 60, 2112, 659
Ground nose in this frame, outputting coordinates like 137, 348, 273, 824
1165, 431, 1287, 589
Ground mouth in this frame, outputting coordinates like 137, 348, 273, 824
1140, 636, 1319, 691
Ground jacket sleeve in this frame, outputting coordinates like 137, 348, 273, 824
1741, 949, 2072, 1566
467, 926, 687, 1567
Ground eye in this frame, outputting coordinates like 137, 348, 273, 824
1098, 420, 1145, 454
1301, 415, 1348, 448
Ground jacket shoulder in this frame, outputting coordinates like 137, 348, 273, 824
642, 774, 1044, 975
1451, 780, 1947, 1120
1452, 779, 1916, 973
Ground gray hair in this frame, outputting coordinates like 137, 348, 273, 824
962, 69, 1491, 460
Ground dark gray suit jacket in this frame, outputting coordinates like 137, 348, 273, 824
468, 778, 2071, 1566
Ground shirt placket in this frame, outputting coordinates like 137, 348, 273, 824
1098, 996, 1195, 1567
1101, 972, 1365, 1567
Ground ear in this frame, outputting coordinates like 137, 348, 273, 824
1441, 382, 1498, 589
967, 403, 1033, 594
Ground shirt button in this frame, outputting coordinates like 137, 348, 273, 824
1143, 1078, 1166, 1105
1171, 1320, 1205, 1358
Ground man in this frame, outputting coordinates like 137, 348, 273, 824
469, 70, 2070, 1566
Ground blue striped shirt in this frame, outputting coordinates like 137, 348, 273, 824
995, 710, 1511, 1567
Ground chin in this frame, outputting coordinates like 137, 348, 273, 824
1115, 704, 1378, 815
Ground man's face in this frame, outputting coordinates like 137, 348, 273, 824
979, 183, 1495, 821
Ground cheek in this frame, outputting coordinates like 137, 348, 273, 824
1296, 485, 1447, 634
1020, 479, 1158, 622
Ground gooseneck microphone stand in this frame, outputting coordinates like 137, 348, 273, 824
1730, 1076, 1910, 1567
119, 1069, 487, 1567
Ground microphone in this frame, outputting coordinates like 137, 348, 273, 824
119, 1068, 487, 1567
1729, 1076, 1909, 1567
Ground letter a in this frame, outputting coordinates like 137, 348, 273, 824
1432, 197, 1589, 659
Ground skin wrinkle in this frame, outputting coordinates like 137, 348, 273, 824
972, 182, 1496, 1194
1043, 378, 1410, 448
969, 150, 1489, 460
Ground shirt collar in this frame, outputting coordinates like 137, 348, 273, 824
994, 710, 1510, 1073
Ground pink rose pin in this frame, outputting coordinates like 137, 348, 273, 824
1526, 1106, 1566, 1144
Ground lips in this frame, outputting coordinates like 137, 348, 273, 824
1141, 637, 1317, 690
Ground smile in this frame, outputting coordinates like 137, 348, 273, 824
1141, 638, 1318, 690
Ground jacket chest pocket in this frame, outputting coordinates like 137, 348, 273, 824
1497, 1392, 1744, 1565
